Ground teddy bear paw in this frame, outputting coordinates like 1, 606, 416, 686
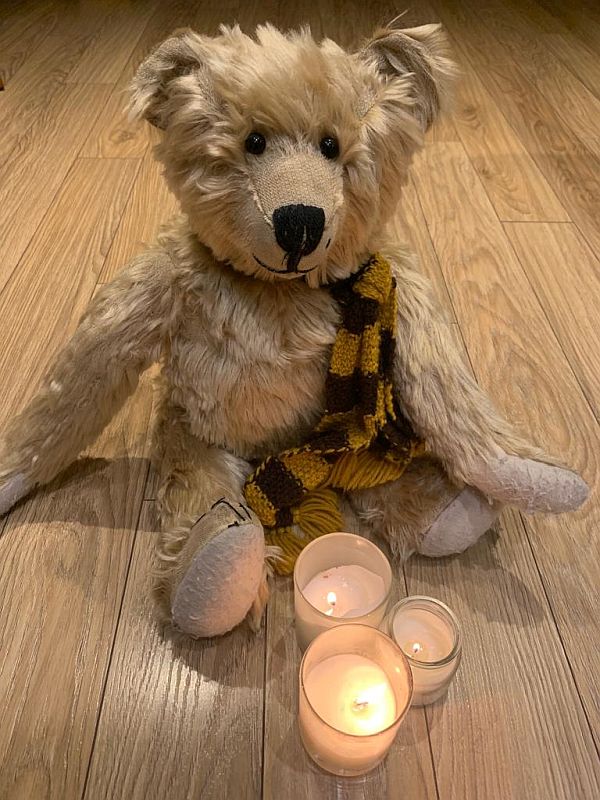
418, 487, 501, 557
170, 498, 265, 638
0, 472, 31, 516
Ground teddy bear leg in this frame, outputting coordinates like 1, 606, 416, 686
350, 457, 500, 559
153, 403, 267, 638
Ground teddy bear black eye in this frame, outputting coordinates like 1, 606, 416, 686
319, 136, 339, 160
245, 132, 266, 155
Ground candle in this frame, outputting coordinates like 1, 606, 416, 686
386, 596, 462, 706
294, 532, 392, 651
299, 624, 413, 776
301, 564, 386, 618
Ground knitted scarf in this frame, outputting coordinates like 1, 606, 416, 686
243, 253, 423, 574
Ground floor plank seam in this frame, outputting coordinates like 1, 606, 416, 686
112, 2, 162, 90
87, 155, 144, 283
409, 174, 460, 322
260, 601, 269, 800
417, 123, 599, 433
402, 560, 441, 799
0, 94, 119, 305
79, 491, 149, 800
496, 0, 600, 108
503, 222, 600, 428
440, 22, 599, 255
0, 156, 80, 305
452, 2, 600, 195
518, 511, 600, 762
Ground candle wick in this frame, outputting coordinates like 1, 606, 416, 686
352, 698, 369, 712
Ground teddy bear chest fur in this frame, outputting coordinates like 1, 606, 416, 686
162, 257, 341, 461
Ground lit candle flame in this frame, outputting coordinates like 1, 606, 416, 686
412, 642, 423, 655
325, 591, 337, 616
352, 683, 388, 714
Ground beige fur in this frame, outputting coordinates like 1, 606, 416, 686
0, 23, 588, 637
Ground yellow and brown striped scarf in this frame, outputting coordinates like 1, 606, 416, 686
243, 253, 423, 574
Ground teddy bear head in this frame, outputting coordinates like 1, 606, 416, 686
130, 23, 454, 286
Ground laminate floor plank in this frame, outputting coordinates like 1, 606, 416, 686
79, 89, 156, 159
502, 0, 600, 100
0, 377, 153, 800
0, 84, 113, 294
0, 157, 140, 418
452, 70, 569, 222
83, 501, 265, 800
404, 507, 600, 800
0, 31, 108, 165
100, 157, 179, 283
412, 139, 600, 763
80, 0, 231, 159
65, 0, 159, 86
475, 0, 600, 160
389, 176, 458, 320
114, 0, 238, 91
430, 0, 600, 259
0, 0, 58, 87
0, 158, 150, 800
504, 222, 600, 421
535, 0, 600, 55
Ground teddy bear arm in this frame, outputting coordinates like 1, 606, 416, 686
0, 252, 172, 515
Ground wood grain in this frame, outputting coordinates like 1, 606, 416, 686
535, 0, 600, 55
113, 0, 224, 90
1, 2, 600, 798
507, 0, 600, 99
79, 88, 156, 159
0, 378, 152, 800
0, 31, 104, 164
452, 70, 569, 222
65, 0, 159, 85
0, 81, 113, 293
0, 157, 151, 800
0, 157, 140, 419
411, 139, 600, 764
83, 501, 265, 800
99, 157, 179, 283
388, 176, 457, 320
0, 0, 57, 87
262, 576, 439, 800
504, 221, 600, 420
404, 509, 600, 800
475, 0, 600, 160
431, 0, 600, 257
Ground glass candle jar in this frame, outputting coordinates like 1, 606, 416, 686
294, 532, 392, 651
385, 596, 462, 706
299, 624, 413, 776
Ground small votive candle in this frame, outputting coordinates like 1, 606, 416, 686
386, 596, 462, 706
299, 624, 413, 776
294, 532, 392, 651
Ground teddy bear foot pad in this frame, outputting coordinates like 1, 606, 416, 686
171, 499, 265, 638
418, 487, 500, 557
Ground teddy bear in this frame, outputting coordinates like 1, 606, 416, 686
0, 23, 588, 639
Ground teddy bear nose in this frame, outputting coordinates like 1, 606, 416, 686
273, 204, 325, 262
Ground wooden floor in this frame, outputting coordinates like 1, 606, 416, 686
0, 0, 599, 797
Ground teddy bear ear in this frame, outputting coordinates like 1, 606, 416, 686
361, 23, 456, 131
129, 28, 207, 129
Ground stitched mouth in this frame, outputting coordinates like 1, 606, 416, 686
253, 254, 318, 275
